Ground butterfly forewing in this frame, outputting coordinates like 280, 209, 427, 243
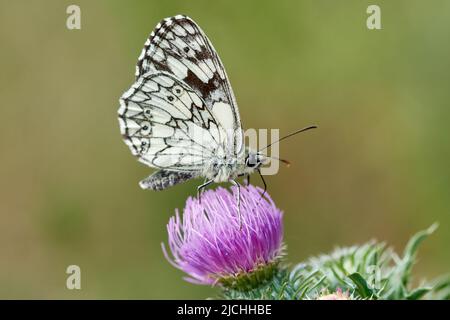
134, 15, 243, 155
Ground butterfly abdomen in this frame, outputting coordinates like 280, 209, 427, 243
139, 170, 197, 190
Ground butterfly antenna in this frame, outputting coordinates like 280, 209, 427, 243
268, 155, 291, 167
258, 125, 317, 152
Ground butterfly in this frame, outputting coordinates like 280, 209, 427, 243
118, 15, 316, 206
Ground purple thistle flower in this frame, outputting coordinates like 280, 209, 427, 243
162, 185, 284, 287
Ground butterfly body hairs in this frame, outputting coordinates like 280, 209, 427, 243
118, 15, 315, 198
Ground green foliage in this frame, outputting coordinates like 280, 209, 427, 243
219, 262, 280, 292
221, 224, 449, 300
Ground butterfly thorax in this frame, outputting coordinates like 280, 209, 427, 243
201, 148, 268, 182
202, 154, 246, 182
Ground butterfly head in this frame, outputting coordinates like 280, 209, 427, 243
243, 125, 317, 173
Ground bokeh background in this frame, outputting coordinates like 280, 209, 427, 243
0, 0, 449, 299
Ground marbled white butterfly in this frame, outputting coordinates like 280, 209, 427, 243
118, 15, 315, 203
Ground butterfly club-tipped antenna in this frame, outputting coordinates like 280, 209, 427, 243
259, 125, 317, 170
258, 125, 318, 153
267, 155, 291, 167
246, 125, 318, 221
234, 127, 317, 231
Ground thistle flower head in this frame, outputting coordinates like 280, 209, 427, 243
162, 185, 284, 288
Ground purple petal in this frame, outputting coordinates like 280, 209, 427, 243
163, 185, 284, 285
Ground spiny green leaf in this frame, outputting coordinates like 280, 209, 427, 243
396, 224, 439, 289
406, 287, 431, 300
433, 276, 450, 292
403, 223, 438, 261
348, 272, 375, 299
218, 224, 446, 300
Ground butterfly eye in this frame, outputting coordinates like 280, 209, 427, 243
246, 154, 260, 168
172, 85, 184, 96
245, 157, 256, 168
140, 121, 152, 135
166, 94, 175, 102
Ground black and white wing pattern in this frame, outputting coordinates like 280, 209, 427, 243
118, 72, 225, 172
135, 15, 243, 154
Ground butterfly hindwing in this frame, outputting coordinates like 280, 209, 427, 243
135, 15, 243, 155
118, 72, 225, 171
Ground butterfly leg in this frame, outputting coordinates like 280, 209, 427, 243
229, 179, 242, 230
197, 179, 213, 203
245, 174, 251, 186
237, 173, 250, 186
257, 169, 267, 200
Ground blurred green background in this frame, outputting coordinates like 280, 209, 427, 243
0, 0, 449, 299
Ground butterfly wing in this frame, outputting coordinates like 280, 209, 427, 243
118, 72, 225, 172
135, 15, 243, 155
